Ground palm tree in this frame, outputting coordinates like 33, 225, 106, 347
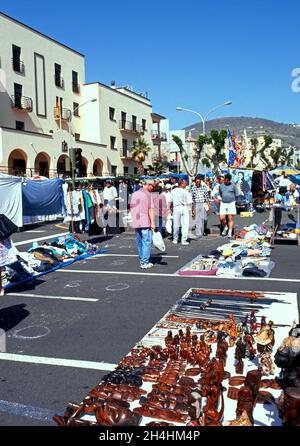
130, 137, 152, 175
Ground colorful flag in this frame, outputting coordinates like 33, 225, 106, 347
227, 129, 236, 166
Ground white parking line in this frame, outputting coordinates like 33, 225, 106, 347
24, 230, 46, 233
0, 353, 117, 371
14, 232, 68, 246
6, 293, 98, 302
94, 254, 179, 258
58, 269, 300, 283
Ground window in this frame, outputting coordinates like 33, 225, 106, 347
122, 138, 128, 156
111, 165, 117, 176
74, 133, 80, 141
55, 96, 63, 118
121, 111, 126, 128
14, 83, 22, 107
110, 136, 116, 150
123, 166, 129, 175
134, 167, 138, 175
142, 119, 147, 131
12, 45, 23, 73
72, 71, 79, 93
109, 107, 116, 121
55, 63, 63, 88
73, 102, 80, 116
16, 120, 24, 131
132, 115, 137, 131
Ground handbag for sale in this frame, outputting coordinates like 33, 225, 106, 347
152, 230, 166, 252
0, 214, 18, 241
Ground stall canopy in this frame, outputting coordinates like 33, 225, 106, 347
0, 173, 23, 227
22, 178, 65, 216
290, 174, 300, 186
271, 166, 300, 176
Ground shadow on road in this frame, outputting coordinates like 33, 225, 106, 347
0, 304, 30, 332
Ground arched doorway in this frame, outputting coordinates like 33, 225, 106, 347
93, 159, 103, 176
8, 149, 27, 176
34, 152, 50, 177
57, 154, 71, 177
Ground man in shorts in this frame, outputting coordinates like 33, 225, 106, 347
219, 173, 238, 239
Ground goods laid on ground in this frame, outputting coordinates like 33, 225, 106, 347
1, 233, 105, 290
178, 224, 274, 278
54, 288, 299, 426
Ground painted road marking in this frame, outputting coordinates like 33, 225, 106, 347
7, 292, 98, 302
14, 232, 68, 246
24, 230, 46, 233
58, 269, 300, 283
0, 400, 55, 422
0, 353, 117, 371
93, 253, 179, 258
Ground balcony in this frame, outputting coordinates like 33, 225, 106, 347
120, 148, 132, 159
119, 120, 142, 134
53, 107, 72, 121
55, 75, 64, 89
11, 95, 33, 112
151, 130, 167, 142
12, 58, 25, 74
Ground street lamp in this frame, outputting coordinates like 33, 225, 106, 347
176, 100, 232, 135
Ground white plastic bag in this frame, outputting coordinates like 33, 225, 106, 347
152, 230, 166, 252
166, 214, 173, 234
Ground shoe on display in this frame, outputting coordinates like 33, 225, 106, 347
181, 241, 190, 246
172, 240, 178, 244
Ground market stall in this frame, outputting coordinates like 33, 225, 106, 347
53, 287, 298, 427
1, 233, 106, 291
177, 223, 274, 278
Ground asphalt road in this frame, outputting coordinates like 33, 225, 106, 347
0, 211, 299, 425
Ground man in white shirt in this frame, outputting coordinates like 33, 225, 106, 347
170, 179, 193, 245
276, 172, 292, 190
103, 180, 118, 208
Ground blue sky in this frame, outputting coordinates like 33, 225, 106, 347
2, 0, 300, 129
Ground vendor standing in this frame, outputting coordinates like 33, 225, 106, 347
219, 173, 238, 239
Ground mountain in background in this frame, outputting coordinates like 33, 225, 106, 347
184, 116, 300, 147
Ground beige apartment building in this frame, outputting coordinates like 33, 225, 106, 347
0, 12, 163, 178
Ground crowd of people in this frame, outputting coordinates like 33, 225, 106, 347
130, 174, 242, 269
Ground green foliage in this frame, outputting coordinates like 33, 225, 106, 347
201, 157, 211, 167
205, 129, 227, 172
130, 137, 152, 175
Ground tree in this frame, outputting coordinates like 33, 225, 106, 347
250, 138, 259, 168
147, 160, 165, 176
130, 137, 152, 175
172, 134, 208, 178
206, 129, 227, 172
259, 135, 273, 169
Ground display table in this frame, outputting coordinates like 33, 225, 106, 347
54, 288, 298, 427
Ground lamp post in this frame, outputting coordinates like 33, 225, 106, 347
68, 98, 97, 184
176, 100, 232, 136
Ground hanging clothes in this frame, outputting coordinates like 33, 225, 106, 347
22, 178, 65, 216
0, 173, 23, 227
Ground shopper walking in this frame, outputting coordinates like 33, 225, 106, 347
130, 180, 155, 269
211, 175, 224, 214
190, 175, 210, 239
171, 179, 193, 245
219, 173, 238, 239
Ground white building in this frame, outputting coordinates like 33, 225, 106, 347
0, 12, 163, 178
